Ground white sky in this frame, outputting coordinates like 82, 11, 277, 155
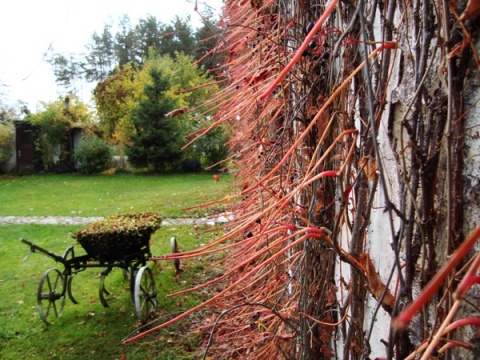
0, 0, 223, 112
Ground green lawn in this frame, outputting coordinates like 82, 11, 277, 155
0, 173, 232, 359
0, 173, 232, 217
0, 224, 225, 360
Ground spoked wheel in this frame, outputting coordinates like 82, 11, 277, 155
37, 268, 66, 325
63, 246, 78, 304
129, 267, 138, 302
67, 275, 77, 304
99, 266, 132, 307
134, 266, 157, 323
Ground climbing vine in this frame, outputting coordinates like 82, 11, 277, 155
127, 1, 480, 359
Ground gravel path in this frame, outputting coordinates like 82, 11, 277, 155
0, 214, 233, 226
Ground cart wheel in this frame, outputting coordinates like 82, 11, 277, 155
67, 275, 78, 304
37, 268, 66, 325
129, 267, 138, 302
134, 266, 157, 323
99, 267, 112, 307
62, 246, 78, 304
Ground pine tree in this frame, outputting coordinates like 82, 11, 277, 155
125, 67, 182, 172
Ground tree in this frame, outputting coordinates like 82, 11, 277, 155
47, 53, 84, 93
160, 16, 196, 57
125, 67, 182, 172
49, 14, 205, 88
0, 97, 16, 171
94, 52, 229, 167
194, 10, 225, 73
93, 63, 140, 144
114, 15, 139, 67
134, 15, 164, 60
83, 24, 116, 82
152, 53, 229, 169
93, 50, 229, 171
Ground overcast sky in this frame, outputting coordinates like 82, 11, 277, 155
0, 0, 223, 111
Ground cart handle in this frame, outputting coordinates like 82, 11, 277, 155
20, 238, 65, 264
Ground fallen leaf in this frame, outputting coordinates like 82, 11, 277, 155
166, 107, 189, 118
359, 156, 377, 180
119, 349, 127, 360
447, 36, 471, 60
359, 253, 396, 313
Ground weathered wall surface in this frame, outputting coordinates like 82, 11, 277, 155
351, 1, 480, 358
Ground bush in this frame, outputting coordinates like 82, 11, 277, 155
74, 135, 113, 174
0, 122, 14, 171
181, 158, 202, 172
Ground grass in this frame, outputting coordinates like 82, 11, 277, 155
0, 173, 233, 359
0, 173, 233, 217
0, 224, 226, 360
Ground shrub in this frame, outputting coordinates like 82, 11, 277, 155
181, 158, 202, 172
74, 134, 113, 174
0, 122, 14, 170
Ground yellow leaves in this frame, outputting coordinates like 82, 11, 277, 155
101, 168, 116, 175
359, 156, 377, 180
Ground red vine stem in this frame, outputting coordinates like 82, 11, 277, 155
259, 0, 340, 100
443, 316, 480, 334
454, 252, 480, 299
242, 43, 395, 196
419, 300, 462, 360
405, 312, 480, 359
394, 225, 480, 330
123, 231, 324, 344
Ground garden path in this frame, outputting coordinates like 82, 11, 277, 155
0, 214, 233, 226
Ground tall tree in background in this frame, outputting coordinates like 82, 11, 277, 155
125, 67, 182, 172
115, 15, 139, 67
47, 53, 84, 94
194, 10, 224, 73
48, 14, 220, 90
160, 16, 196, 57
83, 24, 116, 82
134, 15, 164, 60
47, 13, 229, 172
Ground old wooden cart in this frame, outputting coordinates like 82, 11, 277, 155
20, 213, 177, 325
